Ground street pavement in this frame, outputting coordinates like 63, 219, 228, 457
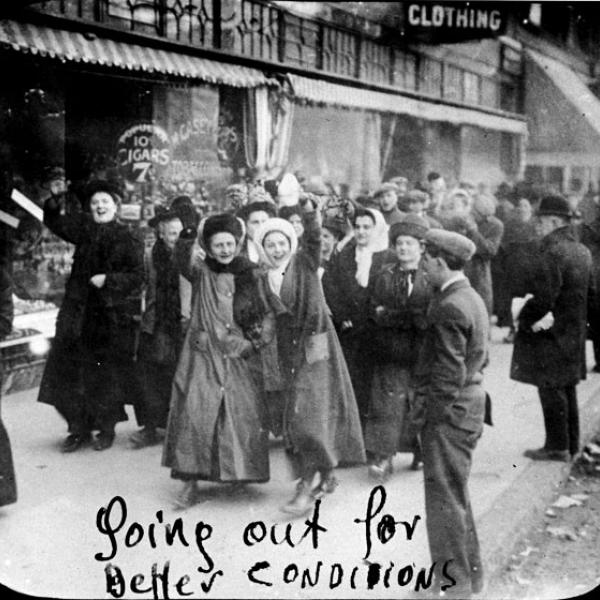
1, 327, 600, 599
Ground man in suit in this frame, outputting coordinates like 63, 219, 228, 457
511, 195, 592, 461
414, 229, 489, 598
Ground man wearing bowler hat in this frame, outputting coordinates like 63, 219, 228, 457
413, 229, 488, 598
511, 194, 592, 461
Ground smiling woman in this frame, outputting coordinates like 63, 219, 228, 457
37, 180, 144, 453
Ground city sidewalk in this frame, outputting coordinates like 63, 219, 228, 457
1, 328, 599, 599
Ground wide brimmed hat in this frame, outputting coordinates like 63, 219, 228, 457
201, 213, 244, 247
82, 180, 121, 210
536, 194, 572, 219
389, 214, 430, 245
406, 189, 430, 205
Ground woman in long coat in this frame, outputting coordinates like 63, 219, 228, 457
1, 250, 17, 507
364, 215, 433, 480
162, 214, 269, 509
38, 181, 144, 452
254, 203, 366, 516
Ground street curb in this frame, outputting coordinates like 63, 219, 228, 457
477, 377, 600, 581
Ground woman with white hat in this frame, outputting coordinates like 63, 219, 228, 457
254, 200, 365, 516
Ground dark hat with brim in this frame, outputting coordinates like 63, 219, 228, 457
202, 213, 244, 247
83, 179, 121, 209
425, 229, 476, 262
237, 201, 277, 222
389, 214, 430, 245
536, 194, 572, 219
148, 205, 182, 228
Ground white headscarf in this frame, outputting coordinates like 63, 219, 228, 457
254, 217, 299, 297
354, 208, 389, 287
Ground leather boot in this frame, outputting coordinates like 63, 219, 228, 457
281, 479, 315, 517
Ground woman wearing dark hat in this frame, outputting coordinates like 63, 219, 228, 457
38, 180, 144, 452
364, 215, 433, 479
162, 213, 269, 508
130, 207, 185, 449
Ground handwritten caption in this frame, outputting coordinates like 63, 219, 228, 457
94, 485, 456, 598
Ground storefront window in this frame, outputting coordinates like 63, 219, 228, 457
1, 57, 244, 313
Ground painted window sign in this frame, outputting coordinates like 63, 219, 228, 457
116, 123, 171, 183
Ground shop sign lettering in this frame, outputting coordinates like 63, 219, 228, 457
116, 123, 171, 183
401, 2, 506, 43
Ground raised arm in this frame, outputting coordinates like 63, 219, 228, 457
43, 195, 88, 245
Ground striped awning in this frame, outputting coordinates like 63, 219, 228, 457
289, 74, 528, 135
0, 18, 270, 88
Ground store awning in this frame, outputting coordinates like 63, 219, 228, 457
288, 73, 528, 135
0, 18, 270, 88
526, 48, 600, 138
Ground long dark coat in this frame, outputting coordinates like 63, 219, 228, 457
364, 261, 433, 456
510, 226, 592, 388
162, 238, 269, 483
464, 215, 504, 317
321, 241, 394, 419
262, 211, 366, 473
1, 252, 17, 506
37, 199, 144, 429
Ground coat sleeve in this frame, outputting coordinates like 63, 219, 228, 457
322, 249, 353, 325
467, 218, 504, 259
174, 230, 201, 282
518, 246, 562, 329
300, 210, 322, 271
103, 230, 145, 301
414, 302, 469, 416
43, 195, 87, 245
0, 258, 13, 339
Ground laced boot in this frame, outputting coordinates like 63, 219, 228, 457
173, 482, 199, 510
281, 478, 315, 517
311, 469, 339, 499
368, 456, 394, 482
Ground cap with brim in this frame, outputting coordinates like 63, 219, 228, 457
389, 214, 429, 245
406, 190, 430, 205
373, 182, 399, 198
425, 229, 476, 262
536, 194, 572, 219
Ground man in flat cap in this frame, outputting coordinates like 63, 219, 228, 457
413, 228, 489, 598
511, 194, 592, 462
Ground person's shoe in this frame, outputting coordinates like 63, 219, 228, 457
93, 431, 115, 451
592, 364, 600, 373
311, 470, 339, 499
61, 433, 90, 453
523, 447, 570, 462
173, 482, 198, 510
503, 330, 515, 344
129, 427, 159, 449
410, 453, 423, 471
281, 479, 315, 517
368, 457, 393, 482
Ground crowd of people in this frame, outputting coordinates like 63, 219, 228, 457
2, 166, 599, 599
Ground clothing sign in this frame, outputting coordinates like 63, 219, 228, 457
402, 2, 507, 43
